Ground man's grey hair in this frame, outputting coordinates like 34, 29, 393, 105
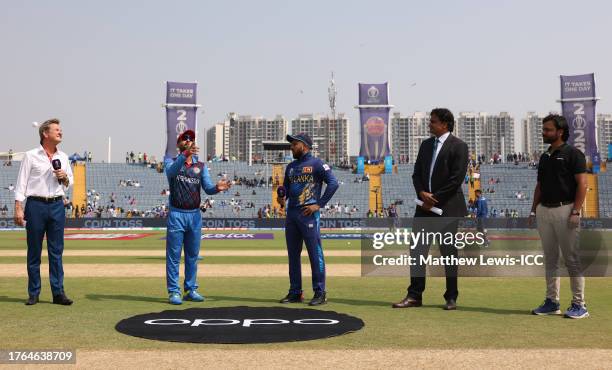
39, 118, 60, 145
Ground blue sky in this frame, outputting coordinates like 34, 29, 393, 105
1, 0, 610, 160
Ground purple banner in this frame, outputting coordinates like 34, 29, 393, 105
167, 81, 198, 104
165, 81, 198, 160
560, 74, 598, 158
359, 83, 388, 105
359, 107, 391, 161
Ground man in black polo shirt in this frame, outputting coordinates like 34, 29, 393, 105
529, 114, 588, 319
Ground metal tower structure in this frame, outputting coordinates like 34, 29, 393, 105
328, 72, 338, 159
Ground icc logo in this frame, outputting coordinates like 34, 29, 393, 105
367, 86, 379, 98
573, 115, 586, 130
176, 121, 188, 135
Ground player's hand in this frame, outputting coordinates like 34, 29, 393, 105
54, 169, 69, 186
527, 213, 536, 228
14, 207, 25, 227
302, 204, 320, 216
188, 143, 199, 156
419, 191, 438, 205
421, 201, 433, 211
568, 214, 580, 229
54, 169, 67, 181
216, 179, 231, 191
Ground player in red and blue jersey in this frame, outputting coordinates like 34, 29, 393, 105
278, 133, 339, 306
164, 130, 231, 305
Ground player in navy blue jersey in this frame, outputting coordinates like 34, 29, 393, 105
164, 130, 231, 305
278, 133, 339, 306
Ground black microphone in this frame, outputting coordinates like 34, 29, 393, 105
52, 159, 63, 184
52, 159, 61, 170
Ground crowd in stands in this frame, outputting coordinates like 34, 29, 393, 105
367, 204, 399, 218
119, 179, 141, 187
466, 199, 521, 218
354, 174, 370, 183
322, 203, 360, 217
471, 152, 536, 166
125, 151, 164, 173
200, 197, 257, 217
257, 204, 282, 219
3, 149, 14, 166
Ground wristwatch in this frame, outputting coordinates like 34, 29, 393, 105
571, 209, 581, 216
529, 211, 536, 216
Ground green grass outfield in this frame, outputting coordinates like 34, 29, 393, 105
0, 230, 360, 251
1, 277, 611, 350
0, 229, 611, 350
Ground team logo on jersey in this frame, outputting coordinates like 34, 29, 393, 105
303, 166, 313, 173
289, 168, 294, 176
192, 167, 201, 175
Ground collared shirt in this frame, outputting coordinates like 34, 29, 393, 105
537, 143, 586, 204
429, 131, 451, 192
14, 145, 74, 202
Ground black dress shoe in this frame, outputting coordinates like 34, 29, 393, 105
308, 292, 327, 306
25, 296, 39, 305
444, 299, 457, 310
52, 293, 73, 306
392, 296, 422, 308
279, 292, 304, 304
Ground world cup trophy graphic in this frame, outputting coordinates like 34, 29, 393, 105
357, 83, 393, 162
363, 115, 388, 161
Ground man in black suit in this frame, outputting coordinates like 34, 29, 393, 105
392, 108, 469, 310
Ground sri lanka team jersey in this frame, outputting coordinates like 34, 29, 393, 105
164, 154, 218, 212
283, 152, 339, 209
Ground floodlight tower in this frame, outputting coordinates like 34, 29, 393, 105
328, 72, 338, 163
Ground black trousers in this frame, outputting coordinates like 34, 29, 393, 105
407, 216, 459, 301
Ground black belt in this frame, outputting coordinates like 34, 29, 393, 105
541, 201, 573, 208
28, 196, 63, 203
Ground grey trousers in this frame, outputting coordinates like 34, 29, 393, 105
536, 203, 585, 305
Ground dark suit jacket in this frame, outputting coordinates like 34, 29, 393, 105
412, 133, 469, 217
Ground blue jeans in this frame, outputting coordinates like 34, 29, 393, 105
166, 210, 202, 294
25, 198, 66, 297
285, 208, 325, 294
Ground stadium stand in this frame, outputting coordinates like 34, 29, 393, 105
598, 170, 612, 218
2, 161, 609, 219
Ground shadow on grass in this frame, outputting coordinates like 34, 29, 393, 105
452, 306, 528, 315
329, 297, 392, 307
0, 295, 30, 303
327, 298, 529, 314
210, 296, 395, 307
85, 294, 166, 303
207, 295, 281, 304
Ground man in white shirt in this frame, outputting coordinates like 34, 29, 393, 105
14, 118, 74, 306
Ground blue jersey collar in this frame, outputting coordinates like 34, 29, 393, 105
299, 152, 312, 161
